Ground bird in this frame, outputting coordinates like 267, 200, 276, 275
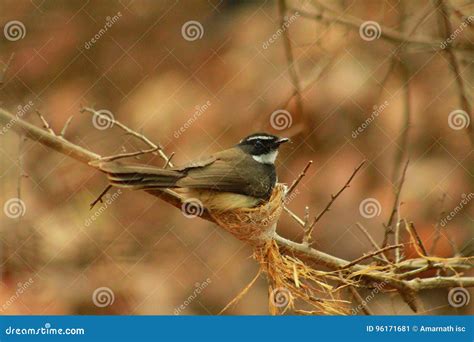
96, 133, 289, 211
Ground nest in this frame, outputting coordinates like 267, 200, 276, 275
212, 184, 350, 315
209, 184, 286, 244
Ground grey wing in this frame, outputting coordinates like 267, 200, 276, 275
177, 159, 251, 194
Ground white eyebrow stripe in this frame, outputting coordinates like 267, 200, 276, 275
246, 135, 274, 141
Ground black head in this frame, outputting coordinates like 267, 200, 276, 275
237, 133, 289, 156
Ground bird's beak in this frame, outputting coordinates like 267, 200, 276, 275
277, 137, 290, 145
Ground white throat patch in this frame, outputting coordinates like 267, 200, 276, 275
252, 150, 278, 164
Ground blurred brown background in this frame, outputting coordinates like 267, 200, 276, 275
0, 0, 472, 315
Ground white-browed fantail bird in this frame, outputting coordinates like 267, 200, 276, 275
96, 133, 289, 211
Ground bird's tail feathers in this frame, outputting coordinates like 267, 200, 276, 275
93, 161, 183, 190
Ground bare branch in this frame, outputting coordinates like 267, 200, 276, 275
291, 4, 474, 52
308, 160, 366, 232
435, 0, 473, 146
287, 160, 312, 197
382, 159, 410, 248
278, 0, 303, 117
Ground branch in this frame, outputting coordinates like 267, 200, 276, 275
1, 107, 472, 296
382, 159, 409, 248
278, 0, 303, 117
291, 4, 474, 51
308, 160, 366, 232
435, 0, 473, 146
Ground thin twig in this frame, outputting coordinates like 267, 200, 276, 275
35, 110, 56, 135
287, 160, 312, 197
283, 206, 306, 227
292, 3, 474, 51
60, 116, 74, 138
405, 220, 429, 257
382, 159, 409, 248
80, 107, 173, 167
436, 0, 473, 146
430, 193, 447, 255
163, 152, 175, 169
90, 185, 112, 210
278, 0, 303, 117
99, 147, 159, 162
355, 222, 390, 264
340, 244, 404, 270
348, 286, 374, 315
307, 160, 366, 233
